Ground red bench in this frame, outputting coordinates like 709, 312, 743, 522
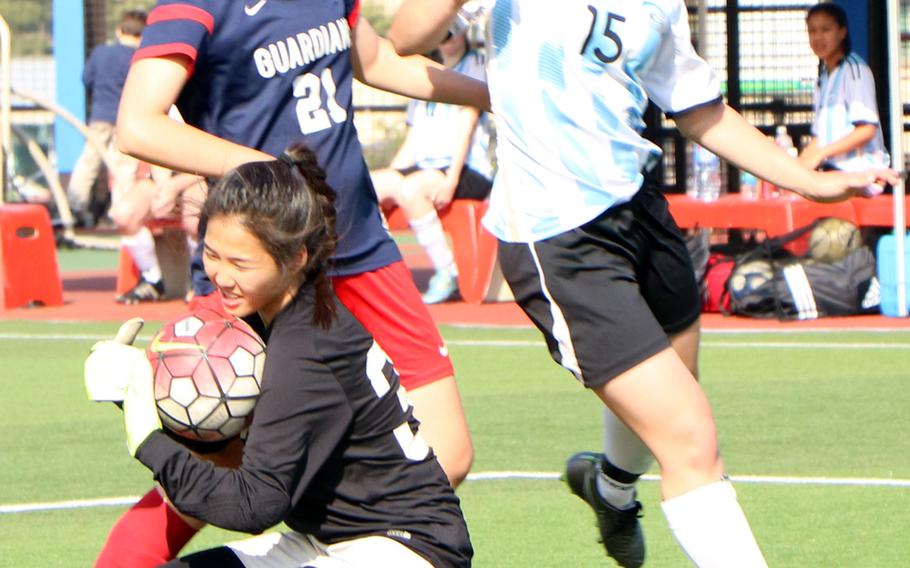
382, 199, 499, 304
666, 193, 909, 235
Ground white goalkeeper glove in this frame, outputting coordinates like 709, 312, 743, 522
84, 318, 146, 402
122, 347, 162, 457
83, 318, 161, 456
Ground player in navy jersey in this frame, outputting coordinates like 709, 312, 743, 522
85, 144, 472, 568
389, 2, 897, 567
67, 10, 146, 227
101, 1, 487, 565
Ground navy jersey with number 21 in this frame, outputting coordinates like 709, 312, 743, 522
137, 0, 400, 276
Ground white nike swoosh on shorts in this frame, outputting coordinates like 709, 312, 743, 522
244, 0, 267, 16
438, 345, 449, 358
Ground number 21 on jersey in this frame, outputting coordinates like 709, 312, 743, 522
293, 68, 348, 135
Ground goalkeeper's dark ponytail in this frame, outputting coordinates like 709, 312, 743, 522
201, 142, 338, 328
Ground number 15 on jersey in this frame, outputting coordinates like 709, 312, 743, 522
582, 6, 626, 63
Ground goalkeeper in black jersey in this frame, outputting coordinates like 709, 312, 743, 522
85, 144, 472, 568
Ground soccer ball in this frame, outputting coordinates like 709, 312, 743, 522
146, 309, 266, 442
728, 259, 774, 308
808, 217, 861, 264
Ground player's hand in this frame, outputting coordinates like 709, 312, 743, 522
123, 348, 162, 457
150, 185, 181, 219
432, 175, 458, 209
802, 168, 899, 203
84, 318, 145, 402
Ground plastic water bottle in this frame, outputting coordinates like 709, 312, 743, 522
690, 144, 721, 201
740, 171, 759, 200
775, 125, 797, 158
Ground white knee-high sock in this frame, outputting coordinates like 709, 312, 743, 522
603, 408, 654, 474
597, 408, 655, 509
661, 480, 768, 568
410, 211, 457, 275
122, 226, 162, 284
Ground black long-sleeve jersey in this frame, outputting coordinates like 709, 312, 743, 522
136, 285, 472, 567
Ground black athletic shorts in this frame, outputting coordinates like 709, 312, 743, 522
396, 165, 492, 200
497, 184, 700, 389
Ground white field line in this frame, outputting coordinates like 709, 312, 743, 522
0, 333, 158, 342
448, 323, 910, 333
701, 327, 910, 334
450, 339, 910, 350
4, 472, 908, 514
1, 332, 908, 351
467, 472, 910, 488
2, 332, 906, 514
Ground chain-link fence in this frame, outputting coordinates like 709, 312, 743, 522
652, 0, 824, 195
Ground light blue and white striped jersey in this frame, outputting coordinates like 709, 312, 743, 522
812, 53, 889, 172
406, 50, 494, 180
482, 0, 720, 243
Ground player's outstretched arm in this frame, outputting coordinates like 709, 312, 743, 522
350, 17, 490, 112
799, 124, 877, 170
675, 102, 898, 202
388, 0, 467, 55
117, 56, 273, 178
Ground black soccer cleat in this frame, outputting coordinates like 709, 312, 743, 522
565, 451, 645, 568
116, 277, 165, 305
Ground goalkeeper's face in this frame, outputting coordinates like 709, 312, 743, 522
203, 215, 303, 324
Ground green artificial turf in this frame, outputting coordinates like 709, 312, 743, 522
1, 322, 908, 566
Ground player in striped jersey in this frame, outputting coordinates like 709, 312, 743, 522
799, 3, 890, 173
389, 2, 897, 567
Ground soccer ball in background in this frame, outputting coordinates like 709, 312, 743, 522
728, 259, 775, 309
146, 309, 266, 442
808, 217, 862, 264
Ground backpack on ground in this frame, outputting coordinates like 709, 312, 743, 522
725, 221, 879, 320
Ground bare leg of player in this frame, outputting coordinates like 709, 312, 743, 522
669, 318, 701, 380
407, 376, 473, 487
594, 340, 767, 566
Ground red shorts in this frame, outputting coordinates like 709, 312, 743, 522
333, 261, 454, 390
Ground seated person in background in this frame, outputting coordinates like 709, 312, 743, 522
372, 28, 493, 304
799, 4, 890, 173
110, 164, 205, 304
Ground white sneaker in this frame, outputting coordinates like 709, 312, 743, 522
421, 268, 459, 304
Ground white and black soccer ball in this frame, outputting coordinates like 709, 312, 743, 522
728, 259, 774, 308
146, 309, 266, 442
808, 217, 862, 264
